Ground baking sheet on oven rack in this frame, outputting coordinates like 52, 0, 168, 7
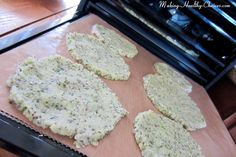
0, 14, 235, 157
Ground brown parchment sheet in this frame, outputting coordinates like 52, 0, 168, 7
0, 14, 235, 157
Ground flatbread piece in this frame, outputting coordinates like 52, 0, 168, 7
143, 74, 206, 131
134, 110, 204, 157
7, 55, 128, 148
66, 32, 130, 80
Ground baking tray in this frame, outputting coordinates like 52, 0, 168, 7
0, 14, 235, 157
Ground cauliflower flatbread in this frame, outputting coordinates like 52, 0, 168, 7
134, 110, 204, 157
143, 74, 206, 131
7, 55, 128, 148
66, 32, 130, 80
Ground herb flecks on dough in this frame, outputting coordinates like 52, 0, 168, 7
134, 110, 204, 157
66, 33, 130, 80
7, 55, 128, 148
143, 74, 206, 131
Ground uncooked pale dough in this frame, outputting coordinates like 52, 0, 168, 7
92, 24, 138, 58
134, 110, 204, 157
154, 62, 192, 93
66, 32, 130, 80
143, 74, 206, 131
7, 55, 128, 148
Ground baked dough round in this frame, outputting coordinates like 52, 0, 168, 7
134, 110, 204, 157
143, 74, 206, 131
92, 24, 138, 58
154, 62, 192, 93
66, 32, 130, 80
7, 55, 128, 148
